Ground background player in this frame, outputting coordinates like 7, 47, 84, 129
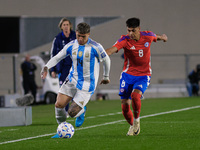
41, 22, 110, 138
106, 17, 168, 136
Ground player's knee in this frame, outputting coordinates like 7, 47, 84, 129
131, 92, 141, 101
55, 101, 64, 108
121, 99, 131, 105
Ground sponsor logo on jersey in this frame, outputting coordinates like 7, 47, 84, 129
73, 51, 76, 55
130, 46, 136, 49
144, 42, 149, 47
79, 101, 84, 106
138, 84, 143, 88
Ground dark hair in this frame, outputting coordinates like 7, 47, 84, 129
76, 22, 90, 34
58, 17, 73, 31
126, 18, 140, 28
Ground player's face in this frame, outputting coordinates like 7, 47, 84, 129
61, 21, 70, 33
76, 32, 90, 45
127, 27, 140, 41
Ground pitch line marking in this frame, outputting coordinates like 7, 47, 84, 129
0, 105, 199, 145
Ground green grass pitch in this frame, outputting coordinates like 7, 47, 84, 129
0, 97, 200, 150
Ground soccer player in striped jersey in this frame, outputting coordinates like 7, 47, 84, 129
41, 22, 110, 138
106, 17, 168, 136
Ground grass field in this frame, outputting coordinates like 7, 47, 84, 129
0, 97, 200, 150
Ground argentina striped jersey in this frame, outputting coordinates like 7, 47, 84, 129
45, 38, 109, 93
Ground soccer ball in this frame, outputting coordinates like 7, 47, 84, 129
57, 122, 75, 138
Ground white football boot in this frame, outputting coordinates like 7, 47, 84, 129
133, 119, 140, 136
126, 125, 134, 136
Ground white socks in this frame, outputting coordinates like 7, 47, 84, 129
55, 107, 66, 124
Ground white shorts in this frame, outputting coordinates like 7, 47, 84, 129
58, 80, 92, 108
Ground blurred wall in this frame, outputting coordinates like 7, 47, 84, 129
0, 0, 200, 95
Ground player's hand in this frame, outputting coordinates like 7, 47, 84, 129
41, 66, 48, 79
51, 71, 57, 78
100, 79, 110, 85
162, 34, 168, 42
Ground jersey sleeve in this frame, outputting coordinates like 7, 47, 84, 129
95, 43, 109, 62
45, 44, 68, 69
113, 35, 128, 52
146, 31, 157, 42
95, 43, 110, 78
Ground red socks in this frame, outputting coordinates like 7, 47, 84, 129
131, 92, 141, 119
121, 104, 133, 125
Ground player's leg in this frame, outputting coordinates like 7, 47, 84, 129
68, 101, 84, 118
131, 76, 151, 136
131, 89, 142, 121
52, 80, 74, 138
52, 93, 72, 138
55, 93, 72, 124
58, 74, 70, 117
121, 99, 133, 126
118, 73, 134, 135
131, 89, 142, 136
75, 106, 87, 127
72, 89, 91, 127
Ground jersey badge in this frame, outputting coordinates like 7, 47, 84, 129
73, 51, 76, 55
144, 42, 149, 47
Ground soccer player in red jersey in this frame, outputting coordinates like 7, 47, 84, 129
106, 17, 168, 136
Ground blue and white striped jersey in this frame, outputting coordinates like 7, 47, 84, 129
45, 38, 110, 93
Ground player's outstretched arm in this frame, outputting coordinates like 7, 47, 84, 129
157, 34, 168, 42
105, 47, 118, 56
100, 53, 111, 85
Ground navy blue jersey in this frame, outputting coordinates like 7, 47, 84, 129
50, 31, 76, 84
51, 31, 76, 73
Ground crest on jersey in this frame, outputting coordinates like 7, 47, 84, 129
144, 42, 149, 47
120, 88, 124, 93
73, 51, 76, 55
78, 51, 83, 57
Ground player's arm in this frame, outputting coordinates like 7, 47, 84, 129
100, 55, 111, 84
105, 46, 118, 56
41, 49, 66, 79
156, 34, 168, 42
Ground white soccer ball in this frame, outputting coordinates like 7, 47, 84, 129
57, 121, 75, 138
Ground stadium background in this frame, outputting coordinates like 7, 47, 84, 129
0, 0, 200, 99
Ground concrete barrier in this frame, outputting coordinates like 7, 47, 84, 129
0, 106, 32, 127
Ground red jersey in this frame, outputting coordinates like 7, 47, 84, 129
113, 31, 157, 76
